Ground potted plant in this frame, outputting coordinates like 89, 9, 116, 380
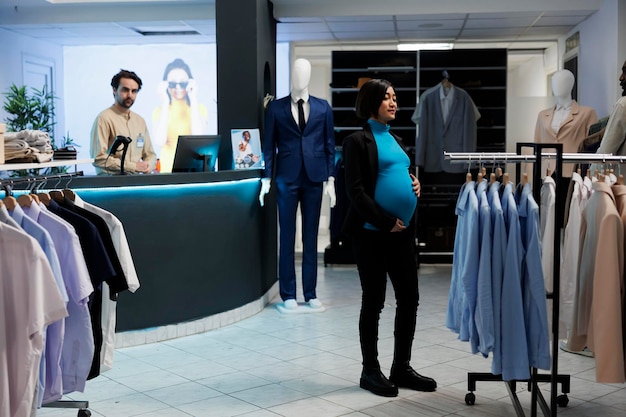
3, 83, 56, 139
2, 83, 58, 175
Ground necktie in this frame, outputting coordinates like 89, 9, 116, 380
297, 99, 306, 132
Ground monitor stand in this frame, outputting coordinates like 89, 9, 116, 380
196, 154, 212, 172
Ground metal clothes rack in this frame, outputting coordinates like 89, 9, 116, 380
444, 144, 626, 417
0, 171, 83, 194
1, 172, 92, 417
446, 143, 565, 417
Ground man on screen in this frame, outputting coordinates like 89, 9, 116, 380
90, 69, 157, 175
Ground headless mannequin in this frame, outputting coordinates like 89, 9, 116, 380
260, 58, 336, 313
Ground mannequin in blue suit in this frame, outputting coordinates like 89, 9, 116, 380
260, 58, 336, 312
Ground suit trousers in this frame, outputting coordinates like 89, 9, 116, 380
276, 170, 324, 302
352, 227, 419, 370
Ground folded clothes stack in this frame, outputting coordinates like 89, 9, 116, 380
3, 129, 54, 163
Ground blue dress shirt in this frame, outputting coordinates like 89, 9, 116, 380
518, 183, 551, 371
500, 183, 530, 381
474, 179, 494, 356
447, 181, 479, 342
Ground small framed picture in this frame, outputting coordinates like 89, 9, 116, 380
231, 128, 263, 169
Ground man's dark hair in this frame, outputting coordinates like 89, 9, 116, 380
355, 79, 394, 120
111, 69, 143, 91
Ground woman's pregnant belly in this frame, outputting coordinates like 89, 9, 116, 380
374, 169, 417, 225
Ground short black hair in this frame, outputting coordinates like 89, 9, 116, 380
355, 79, 394, 120
111, 69, 143, 91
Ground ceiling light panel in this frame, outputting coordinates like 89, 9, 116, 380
396, 19, 464, 30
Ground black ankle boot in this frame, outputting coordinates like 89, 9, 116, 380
360, 368, 398, 397
389, 363, 437, 392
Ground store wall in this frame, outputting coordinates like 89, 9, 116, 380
506, 54, 554, 149
2, 2, 625, 242
574, 0, 623, 118
0, 29, 65, 145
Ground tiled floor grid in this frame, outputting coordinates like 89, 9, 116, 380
38, 263, 626, 416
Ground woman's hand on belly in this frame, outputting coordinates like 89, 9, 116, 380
410, 173, 421, 197
391, 218, 406, 232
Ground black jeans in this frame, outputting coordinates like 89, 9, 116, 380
352, 227, 419, 370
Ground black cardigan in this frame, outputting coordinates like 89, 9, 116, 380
341, 123, 413, 235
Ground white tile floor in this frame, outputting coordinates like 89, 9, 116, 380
38, 262, 626, 417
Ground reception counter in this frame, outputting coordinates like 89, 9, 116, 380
61, 169, 278, 335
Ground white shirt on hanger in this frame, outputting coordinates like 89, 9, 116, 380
72, 192, 140, 372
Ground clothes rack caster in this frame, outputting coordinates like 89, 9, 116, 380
43, 399, 91, 416
465, 392, 476, 405
557, 394, 569, 407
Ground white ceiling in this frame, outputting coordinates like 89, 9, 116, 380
0, 0, 602, 49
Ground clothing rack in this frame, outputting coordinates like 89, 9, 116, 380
1, 171, 84, 194
1, 171, 91, 417
444, 144, 626, 416
446, 143, 564, 417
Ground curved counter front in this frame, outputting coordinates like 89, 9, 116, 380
65, 170, 278, 337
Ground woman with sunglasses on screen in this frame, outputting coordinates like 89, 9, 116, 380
152, 58, 209, 173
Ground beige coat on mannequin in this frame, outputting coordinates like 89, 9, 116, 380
534, 70, 598, 176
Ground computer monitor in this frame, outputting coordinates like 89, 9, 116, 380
172, 135, 221, 172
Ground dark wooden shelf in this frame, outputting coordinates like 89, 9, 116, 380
416, 49, 508, 258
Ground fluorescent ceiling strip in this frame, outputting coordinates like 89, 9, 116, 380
397, 43, 454, 51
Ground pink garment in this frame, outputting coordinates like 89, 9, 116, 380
569, 181, 625, 383
0, 222, 67, 417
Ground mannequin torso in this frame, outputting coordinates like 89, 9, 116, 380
534, 69, 598, 176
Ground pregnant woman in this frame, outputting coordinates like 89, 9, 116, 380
342, 79, 437, 397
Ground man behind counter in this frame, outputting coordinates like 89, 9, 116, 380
90, 69, 157, 175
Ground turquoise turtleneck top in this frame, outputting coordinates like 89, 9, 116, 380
365, 119, 417, 230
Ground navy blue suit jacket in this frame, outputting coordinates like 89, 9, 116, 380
262, 95, 335, 183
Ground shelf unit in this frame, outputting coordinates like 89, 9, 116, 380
416, 49, 508, 260
418, 49, 508, 153
330, 50, 418, 147
0, 158, 93, 173
325, 51, 418, 265
326, 49, 508, 264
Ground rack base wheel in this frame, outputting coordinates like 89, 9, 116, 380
556, 394, 569, 407
465, 392, 476, 405
77, 409, 91, 417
